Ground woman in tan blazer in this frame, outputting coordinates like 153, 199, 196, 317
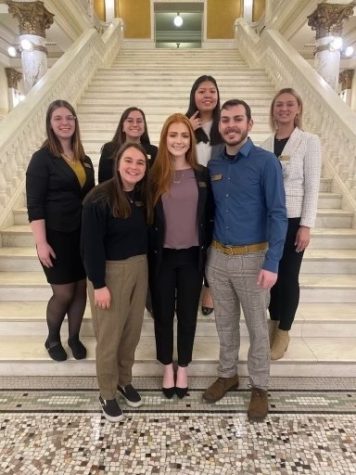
262, 88, 321, 360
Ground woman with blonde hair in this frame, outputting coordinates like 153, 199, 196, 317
262, 88, 321, 360
149, 113, 213, 398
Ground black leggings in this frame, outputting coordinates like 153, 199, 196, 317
269, 218, 304, 331
150, 247, 202, 366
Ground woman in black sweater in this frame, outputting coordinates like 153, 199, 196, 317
26, 99, 95, 362
98, 107, 157, 183
81, 142, 152, 422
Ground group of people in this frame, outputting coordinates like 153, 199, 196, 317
26, 76, 321, 423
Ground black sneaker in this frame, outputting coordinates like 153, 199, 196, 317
118, 384, 143, 407
99, 396, 124, 422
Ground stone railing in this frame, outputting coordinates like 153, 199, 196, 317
235, 18, 356, 222
0, 18, 123, 228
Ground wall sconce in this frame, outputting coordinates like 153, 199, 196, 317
173, 12, 183, 27
343, 45, 354, 58
7, 39, 47, 57
329, 36, 343, 52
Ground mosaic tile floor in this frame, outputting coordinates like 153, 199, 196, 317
0, 377, 356, 475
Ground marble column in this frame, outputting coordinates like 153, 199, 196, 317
7, 1, 54, 93
5, 67, 23, 108
308, 2, 355, 90
339, 69, 354, 106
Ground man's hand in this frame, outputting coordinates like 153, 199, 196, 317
257, 269, 278, 289
94, 287, 111, 310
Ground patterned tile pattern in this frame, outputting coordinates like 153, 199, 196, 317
0, 377, 355, 474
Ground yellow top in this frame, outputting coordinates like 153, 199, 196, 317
62, 155, 86, 188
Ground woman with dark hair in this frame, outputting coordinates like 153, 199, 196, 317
98, 106, 157, 183
186, 76, 222, 315
149, 113, 213, 399
262, 88, 321, 360
82, 142, 152, 422
26, 99, 95, 362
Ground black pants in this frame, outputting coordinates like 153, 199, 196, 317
269, 218, 304, 331
150, 247, 202, 366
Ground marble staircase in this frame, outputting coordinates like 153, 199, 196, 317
0, 49, 355, 377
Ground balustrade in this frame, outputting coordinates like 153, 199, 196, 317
235, 18, 356, 222
0, 19, 122, 228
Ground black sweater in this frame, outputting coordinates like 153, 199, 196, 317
81, 187, 147, 288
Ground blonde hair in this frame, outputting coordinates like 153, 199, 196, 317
269, 88, 303, 131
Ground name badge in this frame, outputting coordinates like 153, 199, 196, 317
83, 163, 92, 169
135, 201, 144, 207
198, 181, 207, 188
279, 155, 290, 162
211, 173, 223, 181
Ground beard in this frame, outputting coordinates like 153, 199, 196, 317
223, 128, 249, 147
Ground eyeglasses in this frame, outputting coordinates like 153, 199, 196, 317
52, 115, 76, 122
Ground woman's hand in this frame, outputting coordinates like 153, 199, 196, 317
189, 111, 202, 131
37, 242, 56, 268
295, 226, 310, 252
94, 286, 111, 310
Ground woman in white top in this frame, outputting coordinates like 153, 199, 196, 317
186, 75, 223, 315
262, 88, 321, 360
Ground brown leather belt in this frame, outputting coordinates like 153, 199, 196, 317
212, 240, 267, 255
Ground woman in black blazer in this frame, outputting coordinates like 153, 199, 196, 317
149, 113, 213, 399
26, 100, 95, 362
98, 106, 158, 183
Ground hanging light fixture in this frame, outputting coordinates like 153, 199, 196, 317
174, 12, 183, 27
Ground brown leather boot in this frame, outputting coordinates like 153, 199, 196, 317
271, 329, 290, 360
203, 375, 239, 403
247, 387, 268, 422
268, 320, 278, 348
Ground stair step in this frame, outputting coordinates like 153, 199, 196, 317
0, 271, 355, 301
0, 302, 354, 338
1, 245, 356, 273
315, 209, 353, 228
0, 335, 354, 377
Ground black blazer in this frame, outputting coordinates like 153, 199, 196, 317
26, 147, 95, 232
148, 165, 214, 276
98, 141, 158, 183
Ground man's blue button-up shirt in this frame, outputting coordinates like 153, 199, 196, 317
208, 138, 287, 273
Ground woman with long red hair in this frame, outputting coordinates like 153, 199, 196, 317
149, 113, 213, 399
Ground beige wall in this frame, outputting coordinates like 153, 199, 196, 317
252, 0, 266, 22
207, 0, 242, 39
94, 0, 105, 21
116, 0, 151, 39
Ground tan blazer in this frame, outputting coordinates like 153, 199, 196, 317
262, 127, 321, 228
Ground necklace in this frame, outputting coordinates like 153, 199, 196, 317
173, 170, 185, 184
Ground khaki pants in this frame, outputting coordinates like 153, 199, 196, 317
88, 255, 148, 400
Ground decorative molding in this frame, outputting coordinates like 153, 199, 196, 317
307, 2, 356, 40
7, 0, 54, 37
5, 66, 22, 88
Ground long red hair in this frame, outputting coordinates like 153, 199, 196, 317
150, 113, 198, 205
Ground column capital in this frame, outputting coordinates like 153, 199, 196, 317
339, 69, 354, 89
5, 67, 22, 89
307, 2, 355, 39
6, 1, 54, 37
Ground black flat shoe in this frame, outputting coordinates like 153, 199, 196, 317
201, 306, 214, 316
45, 340, 67, 362
162, 387, 175, 399
68, 337, 87, 360
175, 387, 188, 399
